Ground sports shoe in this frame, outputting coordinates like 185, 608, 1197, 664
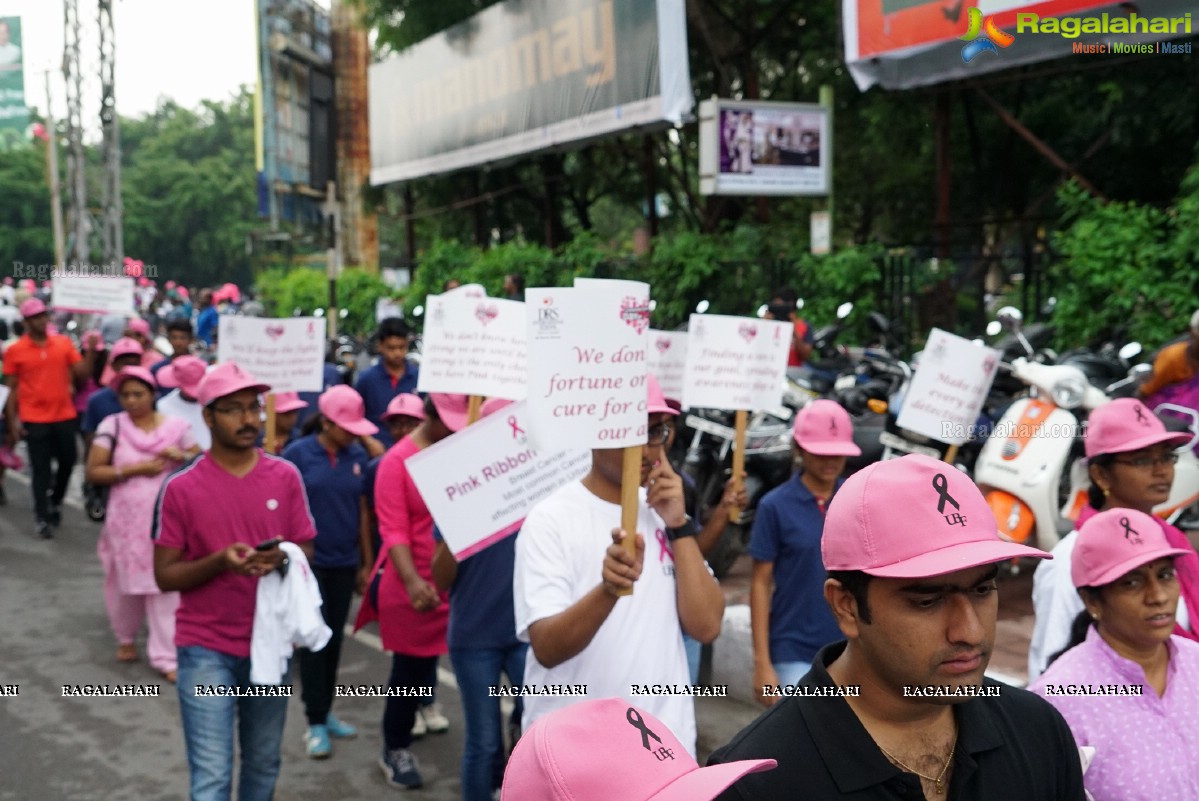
305, 724, 331, 759
410, 710, 427, 739
325, 714, 358, 739
35, 520, 53, 540
47, 504, 62, 527
379, 747, 423, 789
421, 702, 449, 734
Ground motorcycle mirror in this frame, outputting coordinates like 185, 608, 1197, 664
836, 302, 854, 320
1130, 363, 1153, 381
413, 305, 425, 318
996, 306, 1023, 331
292, 307, 303, 317
339, 308, 349, 319
756, 304, 768, 318
648, 299, 658, 312
313, 308, 325, 317
985, 320, 1002, 337
696, 300, 710, 314
66, 320, 78, 331
1118, 342, 1142, 361
795, 298, 804, 311
971, 338, 985, 346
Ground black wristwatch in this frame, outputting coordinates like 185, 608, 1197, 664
665, 517, 699, 541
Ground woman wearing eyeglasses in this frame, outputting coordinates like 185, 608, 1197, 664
1028, 507, 1199, 800
1029, 398, 1199, 678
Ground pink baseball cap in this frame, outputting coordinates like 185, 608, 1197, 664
1072, 507, 1191, 587
319, 385, 378, 436
647, 374, 678, 416
383, 393, 426, 421
823, 454, 1050, 578
430, 393, 469, 432
794, 399, 861, 457
481, 396, 513, 418
158, 356, 208, 397
109, 366, 157, 393
1084, 398, 1191, 459
126, 318, 151, 337
109, 337, 145, 360
501, 698, 776, 801
272, 391, 308, 414
19, 298, 47, 318
81, 330, 107, 351
197, 361, 271, 407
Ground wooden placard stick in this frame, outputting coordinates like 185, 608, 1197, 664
615, 445, 642, 597
264, 393, 277, 454
467, 395, 483, 426
728, 409, 749, 523
943, 444, 959, 465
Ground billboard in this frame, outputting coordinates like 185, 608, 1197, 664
698, 98, 831, 197
844, 0, 1196, 91
0, 16, 28, 144
370, 0, 692, 185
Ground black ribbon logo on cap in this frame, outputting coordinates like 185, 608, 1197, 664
830, 418, 838, 435
1134, 405, 1149, 426
627, 707, 663, 752
1120, 516, 1143, 544
932, 473, 967, 526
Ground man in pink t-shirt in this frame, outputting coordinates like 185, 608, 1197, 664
153, 362, 316, 801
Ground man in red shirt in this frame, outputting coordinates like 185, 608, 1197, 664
2, 298, 100, 537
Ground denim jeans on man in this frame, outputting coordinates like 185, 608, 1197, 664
450, 644, 528, 801
177, 645, 290, 801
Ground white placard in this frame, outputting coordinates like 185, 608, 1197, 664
443, 283, 487, 299
525, 280, 650, 450
50, 274, 135, 316
407, 400, 591, 559
0, 384, 9, 418
896, 328, 1001, 446
681, 314, 790, 411
216, 317, 327, 394
647, 330, 688, 403
417, 295, 527, 399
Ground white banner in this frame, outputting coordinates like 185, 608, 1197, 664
418, 295, 528, 399
681, 314, 790, 411
647, 329, 688, 403
216, 317, 327, 394
407, 400, 591, 558
896, 328, 1001, 445
525, 279, 650, 450
50, 274, 135, 316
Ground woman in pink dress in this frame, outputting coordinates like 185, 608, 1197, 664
85, 366, 200, 681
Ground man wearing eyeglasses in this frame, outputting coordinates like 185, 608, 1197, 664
153, 361, 317, 801
513, 374, 725, 756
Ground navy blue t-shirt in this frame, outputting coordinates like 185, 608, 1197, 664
354, 360, 419, 448
434, 526, 522, 651
747, 471, 845, 663
281, 435, 369, 569
82, 388, 123, 434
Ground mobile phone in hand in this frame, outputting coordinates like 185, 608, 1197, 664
255, 537, 283, 551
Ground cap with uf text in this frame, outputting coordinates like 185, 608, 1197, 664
822, 454, 1050, 578
1071, 507, 1191, 588
501, 698, 775, 801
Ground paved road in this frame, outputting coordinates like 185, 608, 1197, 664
0, 465, 760, 800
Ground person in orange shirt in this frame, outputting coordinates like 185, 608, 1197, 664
1139, 310, 1199, 401
2, 299, 100, 537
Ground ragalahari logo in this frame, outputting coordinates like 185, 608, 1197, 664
960, 7, 1015, 63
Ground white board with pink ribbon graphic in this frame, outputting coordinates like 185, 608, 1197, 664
406, 400, 591, 558
417, 294, 528, 400
680, 314, 791, 410
216, 316, 327, 393
647, 330, 688, 403
524, 279, 651, 451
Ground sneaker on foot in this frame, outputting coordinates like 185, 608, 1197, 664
410, 710, 427, 739
325, 714, 358, 739
35, 520, 53, 539
47, 504, 62, 527
379, 748, 423, 789
305, 724, 331, 759
422, 702, 449, 734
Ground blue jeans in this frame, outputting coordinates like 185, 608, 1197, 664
774, 660, 812, 688
177, 645, 291, 801
683, 633, 702, 685
450, 644, 528, 801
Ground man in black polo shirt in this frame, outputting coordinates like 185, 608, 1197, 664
708, 454, 1086, 801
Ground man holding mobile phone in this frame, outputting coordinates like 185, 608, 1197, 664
153, 362, 317, 801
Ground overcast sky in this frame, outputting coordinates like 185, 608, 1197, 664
0, 0, 329, 136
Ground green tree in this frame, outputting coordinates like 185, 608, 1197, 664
0, 142, 55, 269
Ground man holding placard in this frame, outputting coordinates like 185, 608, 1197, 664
513, 376, 724, 756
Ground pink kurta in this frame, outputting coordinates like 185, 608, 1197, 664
95, 412, 195, 595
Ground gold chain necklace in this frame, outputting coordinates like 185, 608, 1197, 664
877, 734, 958, 796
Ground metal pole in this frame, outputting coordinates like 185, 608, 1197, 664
44, 73, 66, 270
63, 0, 89, 266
